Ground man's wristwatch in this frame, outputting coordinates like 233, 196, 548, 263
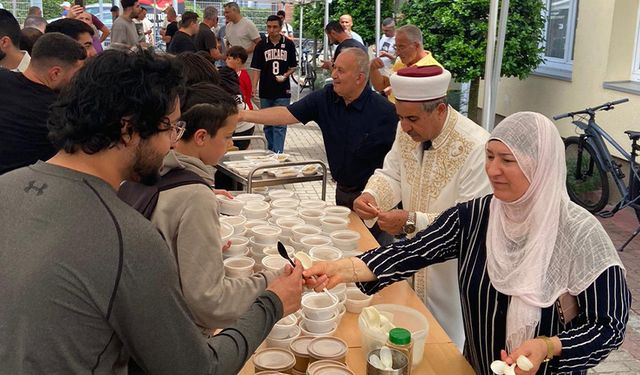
402, 212, 416, 234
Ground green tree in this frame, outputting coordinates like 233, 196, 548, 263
292, 0, 394, 44
400, 0, 545, 120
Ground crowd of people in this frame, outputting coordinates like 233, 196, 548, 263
0, 2, 632, 374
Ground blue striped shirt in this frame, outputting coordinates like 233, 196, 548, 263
357, 195, 630, 375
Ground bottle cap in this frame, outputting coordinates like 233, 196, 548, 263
388, 327, 411, 345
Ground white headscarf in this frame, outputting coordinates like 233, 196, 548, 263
485, 112, 624, 352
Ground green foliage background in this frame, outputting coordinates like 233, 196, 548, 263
292, 0, 394, 45
400, 0, 545, 82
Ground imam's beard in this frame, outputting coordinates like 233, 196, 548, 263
131, 139, 164, 186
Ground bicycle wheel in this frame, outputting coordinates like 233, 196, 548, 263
564, 136, 609, 212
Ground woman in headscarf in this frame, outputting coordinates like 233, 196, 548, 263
305, 112, 630, 375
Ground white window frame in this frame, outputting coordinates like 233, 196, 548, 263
535, 0, 579, 80
631, 5, 640, 82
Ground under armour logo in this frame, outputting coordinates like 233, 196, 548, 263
24, 180, 48, 196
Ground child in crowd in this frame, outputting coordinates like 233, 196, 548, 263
225, 45, 254, 110
119, 84, 279, 331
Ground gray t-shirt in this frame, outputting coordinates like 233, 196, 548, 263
0, 162, 283, 374
111, 16, 139, 49
225, 17, 260, 66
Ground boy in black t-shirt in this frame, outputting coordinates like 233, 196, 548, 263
250, 15, 297, 153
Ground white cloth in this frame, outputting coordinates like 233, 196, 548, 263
378, 34, 395, 68
225, 17, 260, 66
364, 107, 492, 350
142, 17, 154, 45
282, 22, 294, 37
14, 51, 30, 73
485, 112, 625, 352
350, 30, 364, 45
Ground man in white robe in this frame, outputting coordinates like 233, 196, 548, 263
353, 65, 492, 351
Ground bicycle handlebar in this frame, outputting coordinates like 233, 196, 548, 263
553, 98, 629, 120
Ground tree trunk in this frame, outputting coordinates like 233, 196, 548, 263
468, 78, 480, 124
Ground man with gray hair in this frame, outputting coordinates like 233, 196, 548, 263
223, 1, 260, 68
240, 47, 397, 208
370, 24, 441, 102
195, 5, 224, 60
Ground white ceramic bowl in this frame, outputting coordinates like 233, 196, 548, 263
223, 247, 250, 259
276, 217, 305, 237
220, 222, 234, 245
329, 230, 361, 252
235, 193, 266, 202
291, 224, 322, 242
245, 219, 269, 237
300, 310, 339, 334
251, 186, 269, 194
268, 189, 296, 200
328, 283, 347, 304
301, 292, 339, 321
269, 314, 299, 339
299, 235, 333, 253
266, 325, 301, 349
320, 216, 349, 234
309, 246, 343, 262
263, 245, 294, 259
299, 320, 337, 337
289, 236, 304, 252
323, 205, 351, 219
299, 199, 327, 210
220, 215, 247, 234
344, 287, 373, 313
271, 198, 300, 210
250, 236, 276, 253
223, 256, 255, 278
270, 208, 299, 221
299, 208, 326, 227
252, 225, 282, 244
216, 195, 245, 216
243, 200, 271, 220
262, 255, 290, 273
227, 236, 249, 255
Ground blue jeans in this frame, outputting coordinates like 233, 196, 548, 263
260, 97, 290, 153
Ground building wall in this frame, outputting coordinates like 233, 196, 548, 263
488, 0, 640, 158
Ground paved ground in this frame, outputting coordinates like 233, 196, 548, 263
243, 82, 640, 373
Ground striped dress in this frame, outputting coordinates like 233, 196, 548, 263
357, 195, 630, 375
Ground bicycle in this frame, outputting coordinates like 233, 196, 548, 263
553, 98, 640, 251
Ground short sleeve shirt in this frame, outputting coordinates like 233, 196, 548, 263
333, 38, 366, 62
225, 17, 260, 64
250, 35, 298, 99
194, 23, 217, 52
110, 16, 139, 49
287, 85, 397, 188
167, 30, 196, 54
166, 21, 178, 39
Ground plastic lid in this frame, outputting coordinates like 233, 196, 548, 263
389, 327, 412, 345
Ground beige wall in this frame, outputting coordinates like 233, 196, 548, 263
484, 0, 640, 158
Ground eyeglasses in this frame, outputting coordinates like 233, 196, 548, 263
158, 119, 186, 143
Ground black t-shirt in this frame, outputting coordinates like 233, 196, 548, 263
250, 35, 297, 99
167, 30, 196, 54
166, 21, 178, 39
194, 23, 217, 53
0, 70, 57, 175
333, 38, 367, 62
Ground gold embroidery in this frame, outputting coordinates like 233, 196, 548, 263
365, 174, 397, 211
398, 108, 474, 212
